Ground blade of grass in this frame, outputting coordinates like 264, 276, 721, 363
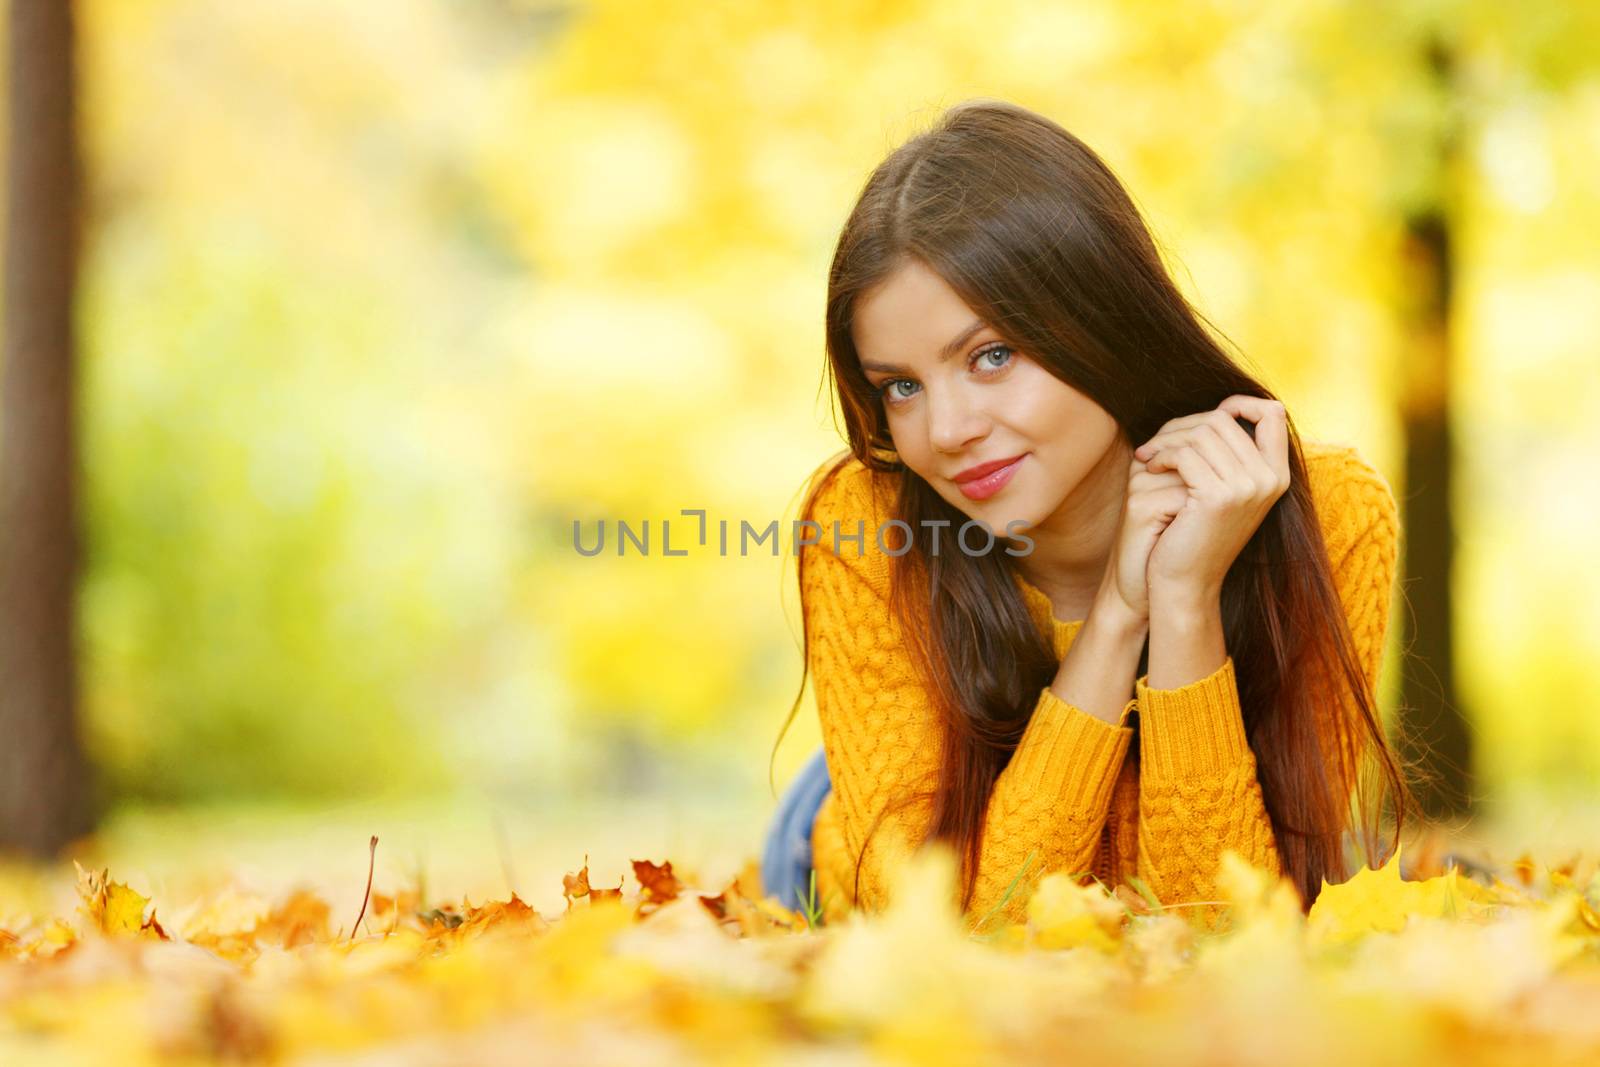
969, 848, 1039, 935
1125, 875, 1164, 911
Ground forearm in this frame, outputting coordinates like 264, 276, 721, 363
1146, 585, 1227, 690
1048, 591, 1149, 725
1135, 583, 1281, 922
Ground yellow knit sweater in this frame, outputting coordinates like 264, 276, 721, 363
797, 439, 1399, 929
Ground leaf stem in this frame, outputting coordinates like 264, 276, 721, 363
351, 835, 378, 941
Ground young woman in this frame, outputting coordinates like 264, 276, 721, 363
761, 99, 1419, 931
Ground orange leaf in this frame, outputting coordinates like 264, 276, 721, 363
259, 888, 332, 948
632, 859, 684, 905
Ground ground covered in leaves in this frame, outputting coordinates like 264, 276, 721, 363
5, 829, 1600, 1066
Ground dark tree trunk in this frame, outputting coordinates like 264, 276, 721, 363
0, 0, 93, 856
1393, 35, 1474, 821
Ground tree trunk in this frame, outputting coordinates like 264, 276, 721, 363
0, 0, 93, 856
1393, 34, 1474, 821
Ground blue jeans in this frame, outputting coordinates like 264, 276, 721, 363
761, 744, 833, 913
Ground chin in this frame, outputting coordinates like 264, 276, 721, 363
1000, 507, 1046, 539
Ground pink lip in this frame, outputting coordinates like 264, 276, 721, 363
955, 455, 1025, 500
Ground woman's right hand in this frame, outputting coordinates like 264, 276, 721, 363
1098, 453, 1191, 623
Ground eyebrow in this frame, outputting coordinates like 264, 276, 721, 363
858, 318, 987, 374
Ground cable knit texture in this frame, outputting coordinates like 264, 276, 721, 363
796, 440, 1400, 930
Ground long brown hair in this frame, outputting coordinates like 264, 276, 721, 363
771, 98, 1421, 913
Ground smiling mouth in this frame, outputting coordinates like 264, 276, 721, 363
954, 455, 1025, 500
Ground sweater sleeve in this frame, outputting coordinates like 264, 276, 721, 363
800, 460, 1135, 930
1313, 449, 1402, 806
1132, 655, 1282, 927
1131, 446, 1400, 926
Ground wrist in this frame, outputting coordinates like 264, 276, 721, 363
1148, 581, 1222, 620
1089, 589, 1149, 642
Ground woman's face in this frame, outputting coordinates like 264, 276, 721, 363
852, 257, 1125, 541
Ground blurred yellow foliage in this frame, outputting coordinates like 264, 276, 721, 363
2, 839, 1600, 1064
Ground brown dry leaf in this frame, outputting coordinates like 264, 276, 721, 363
457, 895, 549, 938
632, 859, 683, 905
258, 888, 331, 948
562, 856, 593, 908
370, 888, 420, 919
562, 854, 625, 910
699, 875, 805, 937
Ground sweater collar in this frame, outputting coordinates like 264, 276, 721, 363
1011, 568, 1089, 651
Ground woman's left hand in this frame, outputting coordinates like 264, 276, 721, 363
1131, 395, 1291, 605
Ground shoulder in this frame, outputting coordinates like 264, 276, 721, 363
799, 449, 882, 523
1300, 439, 1400, 576
796, 449, 897, 596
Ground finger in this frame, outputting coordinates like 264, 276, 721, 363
1162, 427, 1251, 499
1146, 443, 1225, 495
1133, 427, 1193, 461
1218, 395, 1289, 485
1140, 426, 1245, 492
1129, 466, 1186, 491
1129, 461, 1186, 505
1130, 485, 1190, 524
1202, 409, 1271, 477
1136, 410, 1250, 461
1178, 424, 1250, 491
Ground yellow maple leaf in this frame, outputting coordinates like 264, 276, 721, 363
1025, 872, 1125, 953
73, 860, 168, 939
1307, 844, 1497, 948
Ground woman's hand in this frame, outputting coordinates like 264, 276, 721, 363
1097, 452, 1192, 624
1131, 395, 1291, 606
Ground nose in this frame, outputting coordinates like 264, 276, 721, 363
926, 384, 989, 455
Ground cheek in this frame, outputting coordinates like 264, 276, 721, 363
1007, 367, 1111, 447
881, 416, 936, 478
1001, 377, 1076, 445
1010, 388, 1115, 493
